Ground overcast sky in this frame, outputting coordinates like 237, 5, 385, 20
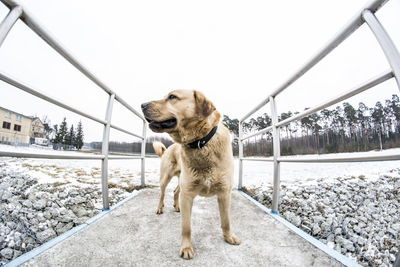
1, 0, 399, 142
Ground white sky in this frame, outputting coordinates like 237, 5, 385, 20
1, 0, 399, 142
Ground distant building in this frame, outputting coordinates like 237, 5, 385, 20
0, 106, 32, 145
0, 107, 48, 146
30, 117, 46, 139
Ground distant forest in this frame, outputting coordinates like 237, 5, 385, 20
89, 94, 400, 157
89, 136, 173, 155
223, 94, 400, 156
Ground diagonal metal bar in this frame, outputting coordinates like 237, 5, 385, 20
0, 0, 145, 121
362, 9, 400, 89
0, 71, 107, 125
0, 5, 22, 47
275, 70, 394, 128
109, 123, 143, 140
240, 0, 389, 122
241, 126, 273, 141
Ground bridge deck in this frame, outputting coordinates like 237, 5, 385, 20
23, 188, 342, 266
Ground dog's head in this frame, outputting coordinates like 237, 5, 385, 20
141, 90, 220, 144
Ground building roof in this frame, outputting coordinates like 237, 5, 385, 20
0, 106, 34, 120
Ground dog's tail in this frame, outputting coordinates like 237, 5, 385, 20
152, 141, 167, 158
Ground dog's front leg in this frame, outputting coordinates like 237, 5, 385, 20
179, 191, 194, 259
217, 192, 241, 245
173, 185, 180, 212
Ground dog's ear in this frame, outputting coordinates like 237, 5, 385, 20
194, 90, 216, 119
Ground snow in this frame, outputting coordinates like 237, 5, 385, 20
1, 144, 400, 191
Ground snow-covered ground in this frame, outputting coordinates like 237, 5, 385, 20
1, 144, 400, 190
241, 148, 400, 189
1, 144, 399, 265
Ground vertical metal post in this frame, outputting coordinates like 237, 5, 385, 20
270, 96, 281, 214
101, 93, 115, 210
140, 120, 147, 188
0, 6, 22, 48
362, 9, 400, 89
238, 120, 244, 189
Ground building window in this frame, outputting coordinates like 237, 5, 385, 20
16, 115, 22, 121
2, 121, 11, 129
14, 124, 21, 132
5, 111, 11, 119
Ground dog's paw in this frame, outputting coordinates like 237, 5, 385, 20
156, 208, 163, 214
224, 234, 241, 245
179, 246, 194, 259
173, 203, 180, 212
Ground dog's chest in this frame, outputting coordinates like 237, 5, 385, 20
191, 176, 223, 196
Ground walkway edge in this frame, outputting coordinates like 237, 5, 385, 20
238, 190, 362, 267
4, 189, 145, 267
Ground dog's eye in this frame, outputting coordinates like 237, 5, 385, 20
168, 94, 178, 100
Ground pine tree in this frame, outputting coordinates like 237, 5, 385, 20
58, 118, 68, 145
53, 124, 60, 144
75, 121, 84, 150
65, 125, 75, 147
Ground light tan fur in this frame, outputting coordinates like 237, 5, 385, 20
153, 142, 181, 214
143, 90, 240, 260
152, 141, 167, 158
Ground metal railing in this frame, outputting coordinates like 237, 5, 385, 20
238, 0, 400, 213
0, 0, 147, 210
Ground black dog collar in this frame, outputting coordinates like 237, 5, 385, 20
187, 126, 218, 149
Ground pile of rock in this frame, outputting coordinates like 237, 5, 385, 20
0, 163, 133, 265
244, 170, 400, 266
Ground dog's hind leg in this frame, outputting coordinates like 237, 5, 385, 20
156, 172, 175, 214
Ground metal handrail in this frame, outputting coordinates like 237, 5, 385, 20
0, 151, 105, 160
0, 5, 21, 46
0, 70, 144, 140
278, 153, 400, 163
238, 0, 400, 214
0, 151, 146, 160
0, 71, 108, 125
0, 0, 146, 121
0, 0, 148, 210
240, 0, 390, 122
363, 9, 400, 88
241, 69, 393, 141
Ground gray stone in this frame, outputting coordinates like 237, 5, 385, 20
0, 248, 13, 260
320, 222, 331, 232
22, 199, 32, 208
13, 250, 22, 259
68, 190, 79, 197
36, 228, 56, 243
43, 210, 52, 220
353, 225, 361, 234
72, 206, 88, 218
291, 216, 301, 227
391, 223, 400, 232
8, 240, 15, 248
37, 212, 46, 223
312, 225, 321, 235
1, 191, 12, 201
6, 221, 16, 230
337, 237, 355, 252
33, 199, 47, 210
312, 215, 324, 225
56, 222, 74, 235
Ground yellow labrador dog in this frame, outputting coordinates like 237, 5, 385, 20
141, 90, 240, 259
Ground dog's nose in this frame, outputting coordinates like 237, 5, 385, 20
141, 102, 150, 110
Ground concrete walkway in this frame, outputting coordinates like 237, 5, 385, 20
23, 188, 342, 267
